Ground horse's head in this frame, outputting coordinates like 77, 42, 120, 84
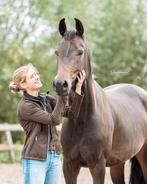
53, 18, 89, 96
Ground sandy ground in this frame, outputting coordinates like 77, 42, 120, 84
0, 162, 130, 184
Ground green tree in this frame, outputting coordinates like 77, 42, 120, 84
0, 0, 147, 128
86, 0, 147, 88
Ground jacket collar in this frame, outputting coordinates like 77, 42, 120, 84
23, 91, 47, 110
23, 91, 39, 100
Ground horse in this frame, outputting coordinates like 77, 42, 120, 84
53, 18, 147, 184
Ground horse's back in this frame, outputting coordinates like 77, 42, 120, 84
105, 83, 146, 95
105, 83, 147, 107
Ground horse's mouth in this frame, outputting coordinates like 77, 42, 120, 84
56, 90, 68, 96
53, 84, 69, 96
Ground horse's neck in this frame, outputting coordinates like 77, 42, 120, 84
80, 77, 105, 117
77, 50, 105, 118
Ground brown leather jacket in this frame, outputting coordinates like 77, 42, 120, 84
17, 92, 84, 160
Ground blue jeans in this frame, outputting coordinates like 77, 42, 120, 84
22, 151, 62, 184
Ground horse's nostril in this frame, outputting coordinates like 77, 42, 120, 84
63, 81, 68, 89
53, 80, 68, 95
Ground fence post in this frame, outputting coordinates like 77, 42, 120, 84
5, 130, 15, 163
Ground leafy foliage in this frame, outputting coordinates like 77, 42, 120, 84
0, 0, 147, 127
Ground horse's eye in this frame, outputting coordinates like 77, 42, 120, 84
77, 48, 84, 56
55, 50, 59, 56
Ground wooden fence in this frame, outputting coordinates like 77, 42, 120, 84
0, 123, 23, 163
0, 123, 62, 163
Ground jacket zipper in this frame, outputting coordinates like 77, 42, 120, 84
39, 100, 49, 159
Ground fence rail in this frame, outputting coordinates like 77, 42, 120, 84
0, 123, 23, 162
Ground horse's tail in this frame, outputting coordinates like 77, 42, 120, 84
129, 157, 145, 184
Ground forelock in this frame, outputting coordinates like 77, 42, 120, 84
64, 29, 77, 40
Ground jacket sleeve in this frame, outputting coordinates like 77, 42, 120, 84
63, 92, 84, 119
18, 96, 66, 126
47, 95, 56, 110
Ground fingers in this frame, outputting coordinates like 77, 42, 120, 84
81, 69, 86, 79
75, 70, 86, 94
76, 70, 86, 88
77, 70, 86, 81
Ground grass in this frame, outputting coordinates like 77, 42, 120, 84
0, 150, 21, 163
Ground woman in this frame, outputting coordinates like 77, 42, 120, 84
9, 63, 85, 184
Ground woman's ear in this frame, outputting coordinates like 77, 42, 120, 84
20, 82, 27, 90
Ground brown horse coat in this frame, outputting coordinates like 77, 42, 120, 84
54, 18, 147, 184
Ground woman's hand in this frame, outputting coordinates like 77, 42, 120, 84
75, 70, 86, 95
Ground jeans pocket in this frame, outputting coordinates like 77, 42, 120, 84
55, 152, 61, 157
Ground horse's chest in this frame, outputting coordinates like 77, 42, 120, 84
61, 119, 111, 162
62, 131, 105, 163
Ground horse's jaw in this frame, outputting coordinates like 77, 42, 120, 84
56, 90, 69, 96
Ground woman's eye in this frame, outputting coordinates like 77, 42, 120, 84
30, 72, 40, 79
36, 72, 40, 77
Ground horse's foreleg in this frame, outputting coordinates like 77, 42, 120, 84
89, 157, 106, 184
110, 162, 125, 184
63, 158, 80, 184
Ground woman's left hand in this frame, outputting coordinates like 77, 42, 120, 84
75, 70, 86, 95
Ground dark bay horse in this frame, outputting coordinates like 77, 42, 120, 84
53, 18, 147, 184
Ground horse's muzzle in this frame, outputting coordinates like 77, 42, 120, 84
53, 80, 68, 96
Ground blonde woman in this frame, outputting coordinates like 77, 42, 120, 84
9, 63, 85, 184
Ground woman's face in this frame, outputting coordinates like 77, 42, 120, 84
22, 67, 42, 92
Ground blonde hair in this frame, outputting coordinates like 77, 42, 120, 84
9, 63, 38, 93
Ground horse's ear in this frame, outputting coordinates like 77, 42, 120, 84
74, 18, 84, 37
59, 18, 67, 37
